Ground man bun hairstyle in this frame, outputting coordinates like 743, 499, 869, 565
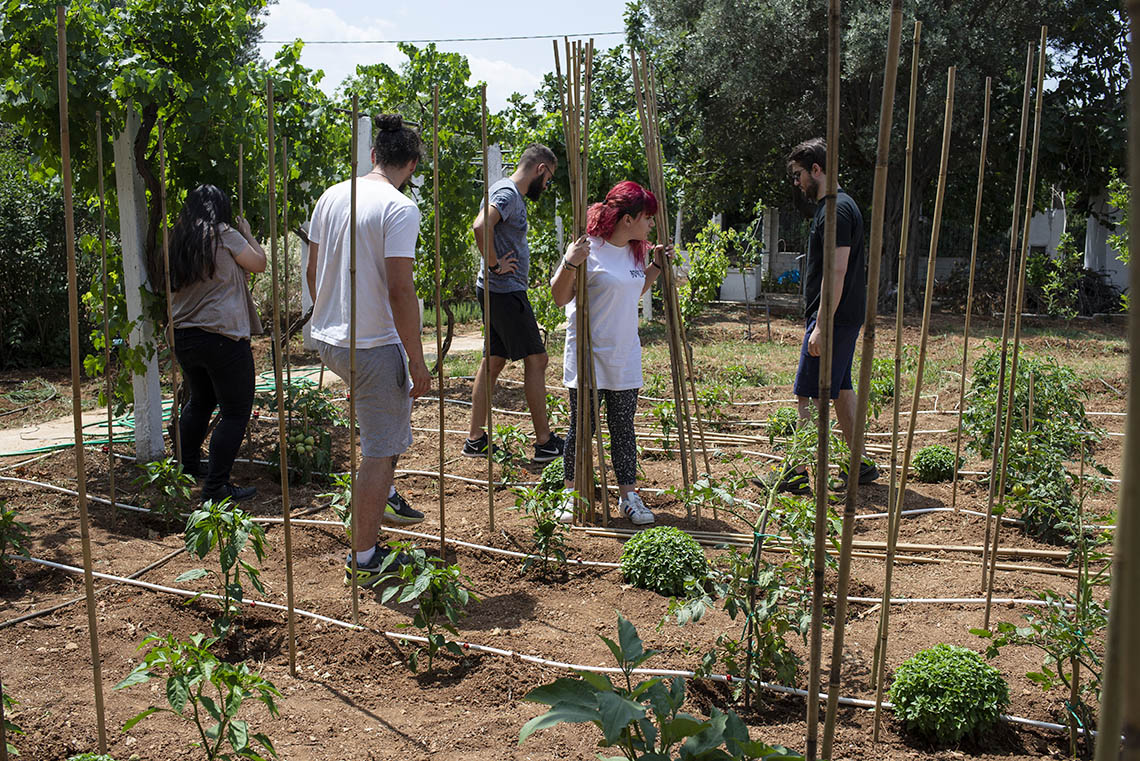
517, 143, 556, 171
786, 137, 827, 175
372, 113, 422, 167
586, 180, 657, 267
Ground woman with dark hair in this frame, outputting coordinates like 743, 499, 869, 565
549, 180, 670, 525
170, 184, 266, 502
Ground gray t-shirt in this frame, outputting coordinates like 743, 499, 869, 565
475, 178, 529, 293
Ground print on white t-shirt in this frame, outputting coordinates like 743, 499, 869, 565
563, 237, 646, 391
307, 179, 421, 349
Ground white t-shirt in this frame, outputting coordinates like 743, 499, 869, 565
308, 178, 421, 349
563, 237, 646, 390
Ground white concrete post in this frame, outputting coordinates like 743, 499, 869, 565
489, 143, 505, 183
113, 107, 165, 461
764, 206, 779, 279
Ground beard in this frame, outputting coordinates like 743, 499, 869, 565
525, 176, 546, 201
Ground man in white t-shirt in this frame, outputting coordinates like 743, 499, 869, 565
306, 114, 431, 588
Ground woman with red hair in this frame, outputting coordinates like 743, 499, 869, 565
549, 180, 671, 525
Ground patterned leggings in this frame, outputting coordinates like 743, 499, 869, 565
563, 388, 639, 486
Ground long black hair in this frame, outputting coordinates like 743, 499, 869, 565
170, 184, 233, 290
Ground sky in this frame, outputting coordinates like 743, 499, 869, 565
256, 0, 630, 111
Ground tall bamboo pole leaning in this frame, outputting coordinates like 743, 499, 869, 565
433, 86, 447, 555
480, 85, 495, 531
95, 112, 116, 520
646, 59, 704, 487
950, 78, 992, 512
580, 39, 610, 526
821, 2, 903, 756
872, 65, 956, 744
266, 80, 298, 677
979, 43, 1034, 588
1095, 3, 1140, 752
804, 3, 842, 758
347, 95, 361, 625
984, 28, 1047, 630
878, 24, 921, 694
56, 6, 108, 751
630, 49, 693, 497
158, 122, 181, 462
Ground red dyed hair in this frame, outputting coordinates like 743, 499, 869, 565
586, 180, 658, 267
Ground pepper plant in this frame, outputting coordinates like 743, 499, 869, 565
114, 633, 280, 761
177, 499, 269, 638
3, 688, 23, 757
379, 542, 480, 673
492, 423, 529, 485
512, 486, 574, 576
519, 615, 802, 760
133, 457, 194, 528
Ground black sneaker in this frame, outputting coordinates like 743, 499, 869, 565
384, 490, 424, 525
462, 432, 498, 457
343, 544, 410, 588
201, 483, 257, 503
533, 433, 565, 463
831, 460, 880, 491
751, 467, 812, 495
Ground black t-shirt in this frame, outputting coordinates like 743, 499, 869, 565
804, 188, 866, 326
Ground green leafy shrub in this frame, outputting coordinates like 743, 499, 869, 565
766, 407, 799, 445
133, 457, 194, 528
0, 500, 31, 582
538, 458, 565, 492
912, 445, 959, 483
177, 499, 269, 638
114, 633, 280, 761
379, 542, 480, 672
619, 526, 708, 596
519, 615, 801, 760
678, 221, 733, 325
888, 643, 1010, 745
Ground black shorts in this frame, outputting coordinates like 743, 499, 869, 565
793, 316, 862, 399
476, 287, 546, 361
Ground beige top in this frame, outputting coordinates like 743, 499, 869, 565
171, 224, 262, 341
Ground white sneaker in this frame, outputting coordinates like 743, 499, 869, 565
620, 492, 655, 526
555, 491, 576, 524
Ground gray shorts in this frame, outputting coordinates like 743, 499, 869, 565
317, 341, 412, 459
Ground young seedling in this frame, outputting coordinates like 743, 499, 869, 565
114, 633, 280, 761
177, 498, 269, 638
133, 456, 194, 528
3, 689, 23, 758
511, 486, 574, 576
0, 500, 31, 583
379, 542, 480, 673
492, 423, 528, 484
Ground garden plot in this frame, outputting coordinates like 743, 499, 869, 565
0, 308, 1125, 761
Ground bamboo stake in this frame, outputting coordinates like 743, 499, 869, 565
631, 50, 693, 496
57, 6, 107, 751
980, 43, 1034, 589
267, 82, 298, 677
158, 122, 181, 463
984, 29, 1047, 630
806, 3, 842, 756
822, 2, 903, 755
283, 137, 292, 399
237, 142, 244, 217
873, 65, 956, 744
433, 86, 446, 556
876, 23, 920, 698
950, 77, 991, 513
1094, 6, 1140, 755
481, 85, 495, 532
95, 112, 116, 521
348, 95, 361, 626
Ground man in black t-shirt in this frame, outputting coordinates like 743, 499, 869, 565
775, 137, 878, 493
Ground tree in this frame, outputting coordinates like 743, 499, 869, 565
629, 0, 1128, 304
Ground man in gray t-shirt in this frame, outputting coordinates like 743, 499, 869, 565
464, 143, 566, 464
